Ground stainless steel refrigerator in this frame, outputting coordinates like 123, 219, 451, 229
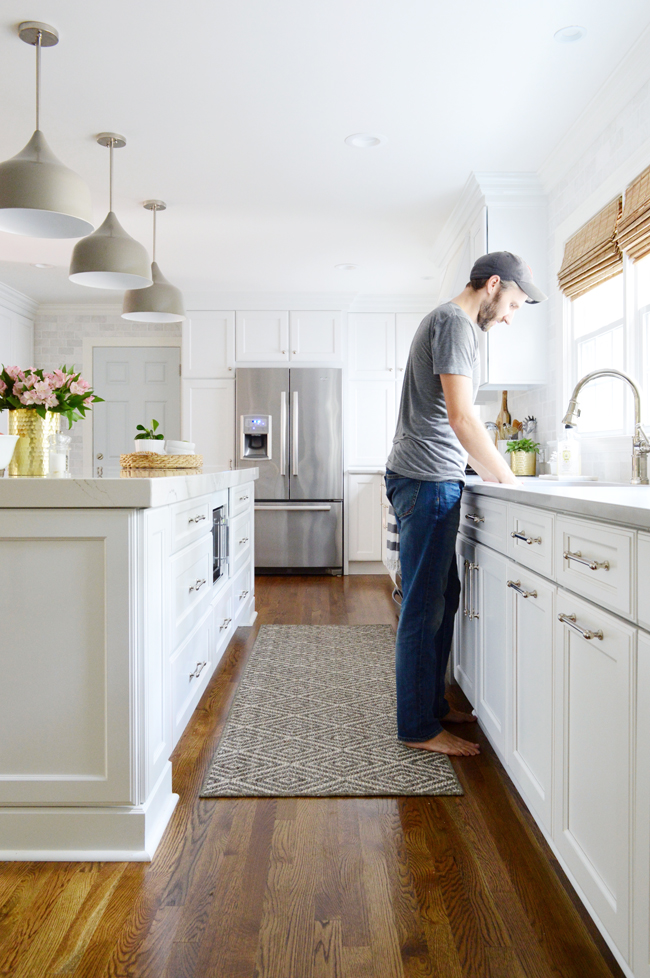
236, 368, 343, 572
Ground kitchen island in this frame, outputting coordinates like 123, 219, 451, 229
0, 468, 257, 861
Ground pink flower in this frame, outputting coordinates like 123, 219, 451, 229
48, 369, 67, 388
84, 394, 95, 404
4, 366, 24, 382
0, 377, 6, 395
69, 379, 90, 396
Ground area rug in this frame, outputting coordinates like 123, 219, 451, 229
200, 624, 463, 797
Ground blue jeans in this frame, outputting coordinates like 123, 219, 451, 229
385, 469, 462, 741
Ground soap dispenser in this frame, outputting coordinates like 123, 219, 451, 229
557, 426, 581, 476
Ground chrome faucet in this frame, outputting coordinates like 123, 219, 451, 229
562, 369, 650, 485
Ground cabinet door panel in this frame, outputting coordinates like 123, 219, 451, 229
289, 311, 342, 361
348, 313, 395, 379
347, 381, 395, 467
635, 629, 650, 978
475, 544, 507, 759
506, 564, 554, 831
348, 474, 382, 561
454, 537, 478, 706
181, 379, 235, 470
183, 311, 234, 378
236, 312, 289, 361
554, 588, 633, 957
638, 532, 650, 630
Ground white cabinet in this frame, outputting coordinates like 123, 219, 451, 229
553, 588, 634, 958
635, 629, 650, 978
347, 381, 395, 468
348, 473, 382, 561
182, 311, 235, 378
454, 536, 479, 705
348, 313, 396, 379
235, 310, 343, 363
288, 311, 342, 361
182, 378, 235, 469
395, 313, 424, 411
638, 532, 650, 631
506, 564, 555, 832
474, 543, 508, 760
236, 311, 290, 362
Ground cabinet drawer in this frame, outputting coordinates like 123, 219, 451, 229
230, 482, 254, 518
230, 509, 252, 574
555, 516, 634, 620
171, 610, 211, 748
507, 503, 553, 578
170, 534, 213, 648
232, 561, 253, 623
170, 496, 211, 554
638, 531, 650, 630
460, 493, 508, 554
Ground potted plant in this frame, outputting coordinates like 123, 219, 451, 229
134, 419, 165, 454
506, 437, 541, 476
0, 364, 103, 476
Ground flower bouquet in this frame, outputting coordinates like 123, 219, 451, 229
0, 365, 103, 476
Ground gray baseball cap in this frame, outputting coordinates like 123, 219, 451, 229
471, 251, 547, 304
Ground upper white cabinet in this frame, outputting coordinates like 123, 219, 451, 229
347, 381, 396, 467
182, 311, 234, 378
236, 312, 289, 362
181, 379, 235, 470
348, 313, 396, 379
289, 311, 342, 361
435, 173, 548, 391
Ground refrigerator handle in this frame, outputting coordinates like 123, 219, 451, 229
292, 390, 299, 476
280, 391, 287, 475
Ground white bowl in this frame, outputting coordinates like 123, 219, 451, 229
165, 440, 195, 455
0, 434, 19, 472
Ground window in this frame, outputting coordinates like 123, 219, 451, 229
569, 256, 650, 432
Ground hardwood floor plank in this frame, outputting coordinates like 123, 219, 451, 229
0, 863, 77, 976
49, 864, 127, 975
313, 917, 344, 977
160, 941, 199, 978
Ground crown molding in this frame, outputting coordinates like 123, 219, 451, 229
539, 23, 650, 193
0, 282, 38, 319
36, 302, 123, 317
348, 294, 437, 313
184, 291, 357, 311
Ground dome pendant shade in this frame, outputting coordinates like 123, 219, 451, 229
122, 261, 186, 322
0, 130, 94, 237
69, 211, 153, 290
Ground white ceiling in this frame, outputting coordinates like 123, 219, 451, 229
1, 0, 650, 305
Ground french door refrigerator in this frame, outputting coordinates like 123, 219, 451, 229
236, 367, 343, 573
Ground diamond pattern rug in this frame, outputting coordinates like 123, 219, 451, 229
200, 624, 463, 797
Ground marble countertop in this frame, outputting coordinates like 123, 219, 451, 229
463, 478, 650, 530
0, 467, 258, 509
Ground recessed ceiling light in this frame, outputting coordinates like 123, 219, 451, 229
344, 133, 386, 149
554, 25, 587, 43
335, 263, 359, 271
32, 262, 54, 268
421, 275, 435, 280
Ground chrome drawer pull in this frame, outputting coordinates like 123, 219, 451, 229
558, 613, 604, 641
464, 513, 485, 524
189, 661, 207, 680
220, 617, 232, 631
507, 579, 537, 599
511, 530, 542, 545
189, 578, 207, 593
239, 494, 249, 502
238, 537, 249, 545
463, 559, 469, 617
563, 549, 610, 571
188, 514, 206, 524
468, 562, 479, 620
239, 589, 249, 600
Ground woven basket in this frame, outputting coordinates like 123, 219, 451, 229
120, 452, 203, 469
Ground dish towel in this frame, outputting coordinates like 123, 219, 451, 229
385, 504, 401, 574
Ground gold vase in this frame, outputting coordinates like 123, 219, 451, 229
510, 450, 536, 476
8, 410, 61, 476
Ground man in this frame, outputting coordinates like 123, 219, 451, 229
385, 252, 547, 757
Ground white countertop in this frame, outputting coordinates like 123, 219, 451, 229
0, 467, 258, 509
463, 478, 650, 530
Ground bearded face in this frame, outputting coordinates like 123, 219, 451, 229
476, 286, 504, 332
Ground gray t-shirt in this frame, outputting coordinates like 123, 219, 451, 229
386, 302, 480, 482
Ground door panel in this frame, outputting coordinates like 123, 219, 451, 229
289, 368, 342, 500
476, 544, 507, 758
235, 368, 289, 499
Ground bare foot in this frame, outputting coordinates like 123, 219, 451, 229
442, 708, 477, 724
402, 730, 480, 756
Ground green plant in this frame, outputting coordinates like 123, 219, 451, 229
506, 438, 540, 454
134, 419, 164, 440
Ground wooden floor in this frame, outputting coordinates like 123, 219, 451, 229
0, 575, 625, 978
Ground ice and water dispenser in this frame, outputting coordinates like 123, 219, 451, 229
240, 415, 272, 460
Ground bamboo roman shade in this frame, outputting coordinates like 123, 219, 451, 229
557, 196, 623, 299
617, 164, 650, 262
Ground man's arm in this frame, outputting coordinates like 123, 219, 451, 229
440, 373, 518, 485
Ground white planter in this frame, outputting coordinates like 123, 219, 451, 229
134, 439, 166, 454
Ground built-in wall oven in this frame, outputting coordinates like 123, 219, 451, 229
212, 504, 229, 584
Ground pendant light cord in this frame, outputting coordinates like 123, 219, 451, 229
109, 139, 114, 212
35, 30, 42, 130
152, 206, 157, 263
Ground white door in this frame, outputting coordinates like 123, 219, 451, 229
235, 312, 289, 362
182, 311, 235, 378
506, 564, 555, 832
348, 473, 382, 561
289, 311, 342, 362
553, 588, 634, 958
348, 313, 396, 379
181, 379, 235, 470
454, 537, 478, 707
93, 346, 181, 475
475, 543, 508, 760
347, 380, 395, 467
635, 629, 650, 978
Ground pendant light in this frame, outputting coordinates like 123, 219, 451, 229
122, 201, 186, 322
69, 134, 152, 290
0, 21, 94, 238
